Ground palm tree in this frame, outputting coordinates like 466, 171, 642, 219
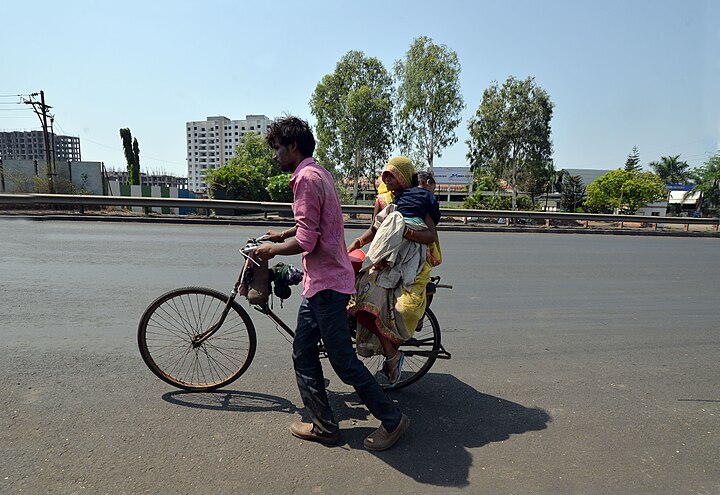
544, 167, 566, 211
650, 155, 691, 184
691, 153, 720, 216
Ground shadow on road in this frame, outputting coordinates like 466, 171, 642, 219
330, 373, 552, 488
162, 390, 300, 414
161, 375, 550, 488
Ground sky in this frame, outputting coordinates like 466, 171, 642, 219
2, 0, 718, 177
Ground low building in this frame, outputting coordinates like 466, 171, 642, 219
667, 185, 701, 215
105, 169, 188, 189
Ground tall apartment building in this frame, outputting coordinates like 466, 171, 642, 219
0, 130, 81, 162
186, 114, 271, 193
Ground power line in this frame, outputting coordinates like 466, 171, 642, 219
52, 118, 187, 167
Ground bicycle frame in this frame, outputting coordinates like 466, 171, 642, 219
193, 238, 451, 361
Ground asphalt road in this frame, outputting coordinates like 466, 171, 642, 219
1, 219, 718, 494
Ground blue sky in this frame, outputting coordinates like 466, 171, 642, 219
2, 0, 718, 177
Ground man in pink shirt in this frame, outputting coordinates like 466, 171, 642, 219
254, 116, 409, 451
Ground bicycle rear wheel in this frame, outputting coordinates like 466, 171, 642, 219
138, 287, 257, 391
358, 307, 441, 390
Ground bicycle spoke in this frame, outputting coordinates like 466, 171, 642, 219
355, 307, 441, 390
139, 288, 257, 390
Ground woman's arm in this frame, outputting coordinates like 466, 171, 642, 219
347, 200, 382, 252
404, 212, 437, 244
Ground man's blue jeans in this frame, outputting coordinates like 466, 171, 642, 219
293, 289, 402, 435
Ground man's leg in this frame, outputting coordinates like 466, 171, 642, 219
292, 298, 338, 436
309, 290, 402, 432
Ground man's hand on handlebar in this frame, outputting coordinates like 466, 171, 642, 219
264, 230, 285, 243
253, 243, 276, 262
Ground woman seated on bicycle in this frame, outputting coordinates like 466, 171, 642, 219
347, 157, 442, 385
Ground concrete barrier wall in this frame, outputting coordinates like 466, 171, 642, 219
0, 160, 39, 193
0, 159, 104, 194
107, 181, 187, 214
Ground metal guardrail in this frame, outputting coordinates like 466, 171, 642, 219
1, 193, 718, 230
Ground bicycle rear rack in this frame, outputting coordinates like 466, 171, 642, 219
401, 341, 452, 360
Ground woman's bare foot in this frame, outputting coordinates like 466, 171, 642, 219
384, 351, 405, 385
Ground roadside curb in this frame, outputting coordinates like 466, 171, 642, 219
2, 213, 719, 238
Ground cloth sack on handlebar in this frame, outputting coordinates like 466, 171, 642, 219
246, 255, 270, 305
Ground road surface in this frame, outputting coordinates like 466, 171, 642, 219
1, 219, 718, 494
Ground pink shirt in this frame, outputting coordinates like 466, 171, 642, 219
290, 157, 355, 298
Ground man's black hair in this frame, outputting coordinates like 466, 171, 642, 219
265, 116, 316, 157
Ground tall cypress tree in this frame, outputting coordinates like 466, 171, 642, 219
624, 146, 641, 172
132, 137, 140, 186
119, 128, 140, 185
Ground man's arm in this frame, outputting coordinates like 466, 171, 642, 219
265, 226, 298, 243
254, 236, 304, 261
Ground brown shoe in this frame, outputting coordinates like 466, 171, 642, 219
289, 421, 341, 447
363, 414, 410, 451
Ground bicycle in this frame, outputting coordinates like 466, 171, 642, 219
137, 235, 452, 392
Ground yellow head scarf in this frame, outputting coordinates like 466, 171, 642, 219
377, 156, 415, 196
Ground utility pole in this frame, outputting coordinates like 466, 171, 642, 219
23, 91, 54, 193
50, 115, 57, 180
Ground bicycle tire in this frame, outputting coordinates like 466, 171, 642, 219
138, 286, 257, 391
358, 307, 441, 390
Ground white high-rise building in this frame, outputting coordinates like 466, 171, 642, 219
186, 114, 271, 193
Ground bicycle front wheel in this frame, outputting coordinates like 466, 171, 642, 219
358, 307, 441, 390
138, 287, 257, 391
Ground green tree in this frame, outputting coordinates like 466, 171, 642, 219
266, 173, 293, 203
467, 76, 554, 210
205, 163, 269, 202
233, 132, 280, 178
204, 133, 278, 202
119, 128, 140, 185
585, 169, 665, 214
520, 160, 557, 205
310, 50, 394, 203
474, 174, 498, 192
394, 36, 464, 171
690, 152, 720, 216
624, 146, 641, 172
649, 154, 691, 184
560, 174, 586, 212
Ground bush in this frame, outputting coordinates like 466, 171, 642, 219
462, 193, 536, 211
206, 163, 270, 202
266, 174, 293, 203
